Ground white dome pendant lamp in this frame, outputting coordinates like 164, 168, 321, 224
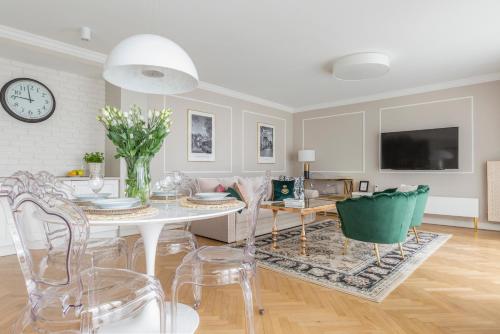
103, 34, 199, 95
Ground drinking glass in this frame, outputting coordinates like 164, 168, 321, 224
89, 174, 104, 195
88, 163, 104, 195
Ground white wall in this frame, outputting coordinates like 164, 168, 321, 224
0, 57, 105, 176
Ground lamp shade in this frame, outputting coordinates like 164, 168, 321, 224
103, 34, 199, 95
298, 150, 316, 162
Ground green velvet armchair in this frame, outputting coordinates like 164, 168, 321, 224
373, 185, 430, 243
336, 191, 417, 265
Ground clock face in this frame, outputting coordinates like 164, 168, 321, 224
0, 78, 56, 123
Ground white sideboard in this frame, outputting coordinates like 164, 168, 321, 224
426, 196, 479, 230
60, 177, 120, 198
0, 177, 122, 256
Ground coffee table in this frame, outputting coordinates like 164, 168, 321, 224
261, 199, 337, 255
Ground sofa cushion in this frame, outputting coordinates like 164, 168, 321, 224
215, 184, 226, 192
227, 186, 242, 201
236, 176, 273, 202
279, 175, 304, 199
197, 177, 238, 192
272, 179, 295, 201
396, 184, 418, 193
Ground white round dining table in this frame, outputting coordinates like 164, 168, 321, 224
87, 201, 245, 276
87, 201, 245, 334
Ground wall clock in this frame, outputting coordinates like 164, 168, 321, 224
0, 78, 56, 123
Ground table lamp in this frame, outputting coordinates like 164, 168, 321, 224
298, 150, 315, 179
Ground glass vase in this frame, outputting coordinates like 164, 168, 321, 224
126, 156, 151, 205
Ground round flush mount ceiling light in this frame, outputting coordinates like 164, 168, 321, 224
103, 34, 199, 95
333, 52, 390, 80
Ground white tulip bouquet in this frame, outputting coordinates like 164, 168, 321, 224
97, 105, 173, 203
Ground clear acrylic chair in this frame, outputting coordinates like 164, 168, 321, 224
35, 171, 129, 269
1, 172, 166, 333
171, 171, 270, 334
130, 172, 198, 272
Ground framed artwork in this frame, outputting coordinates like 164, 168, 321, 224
359, 180, 369, 192
257, 122, 275, 164
188, 109, 215, 161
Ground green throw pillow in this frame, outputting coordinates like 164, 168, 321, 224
227, 187, 244, 213
227, 187, 242, 201
272, 180, 295, 201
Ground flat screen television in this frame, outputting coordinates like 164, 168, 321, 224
381, 127, 459, 170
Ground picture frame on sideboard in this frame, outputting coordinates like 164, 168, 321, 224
359, 180, 369, 192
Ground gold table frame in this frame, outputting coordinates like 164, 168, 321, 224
260, 199, 337, 255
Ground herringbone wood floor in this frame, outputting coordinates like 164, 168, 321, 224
1, 223, 500, 333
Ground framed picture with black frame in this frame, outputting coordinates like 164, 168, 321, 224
359, 180, 369, 192
257, 122, 276, 164
188, 109, 215, 161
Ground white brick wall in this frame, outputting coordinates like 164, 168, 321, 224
0, 57, 105, 176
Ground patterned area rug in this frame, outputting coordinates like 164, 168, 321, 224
241, 220, 451, 302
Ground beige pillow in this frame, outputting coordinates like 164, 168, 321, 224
234, 182, 250, 206
236, 176, 272, 203
396, 184, 418, 192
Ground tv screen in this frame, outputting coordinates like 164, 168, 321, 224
381, 127, 459, 170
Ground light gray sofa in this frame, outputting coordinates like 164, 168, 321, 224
190, 176, 316, 243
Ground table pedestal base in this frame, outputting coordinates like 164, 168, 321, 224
138, 222, 165, 276
166, 302, 200, 334
99, 302, 199, 334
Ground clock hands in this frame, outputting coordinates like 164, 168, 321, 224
11, 95, 32, 102
27, 87, 33, 103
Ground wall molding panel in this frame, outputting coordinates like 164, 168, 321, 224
242, 110, 287, 173
378, 96, 474, 174
302, 111, 365, 174
162, 94, 234, 174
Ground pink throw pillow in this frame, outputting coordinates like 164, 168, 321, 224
215, 184, 226, 192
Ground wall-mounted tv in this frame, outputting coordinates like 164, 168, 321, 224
381, 127, 459, 170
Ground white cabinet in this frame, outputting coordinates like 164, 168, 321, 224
61, 177, 120, 198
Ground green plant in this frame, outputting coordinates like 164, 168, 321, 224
83, 152, 104, 163
97, 105, 173, 203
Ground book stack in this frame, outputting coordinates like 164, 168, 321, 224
283, 198, 305, 208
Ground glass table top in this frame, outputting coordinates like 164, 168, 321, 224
263, 198, 336, 209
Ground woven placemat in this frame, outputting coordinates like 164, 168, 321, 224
187, 197, 238, 205
180, 197, 244, 209
83, 204, 150, 215
85, 206, 159, 221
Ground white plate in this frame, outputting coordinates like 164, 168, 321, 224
194, 192, 230, 200
92, 198, 141, 209
74, 193, 111, 201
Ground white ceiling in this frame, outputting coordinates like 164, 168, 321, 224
1, 0, 500, 111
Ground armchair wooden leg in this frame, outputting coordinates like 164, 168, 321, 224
398, 243, 405, 260
343, 239, 349, 255
374, 244, 381, 266
413, 227, 420, 244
